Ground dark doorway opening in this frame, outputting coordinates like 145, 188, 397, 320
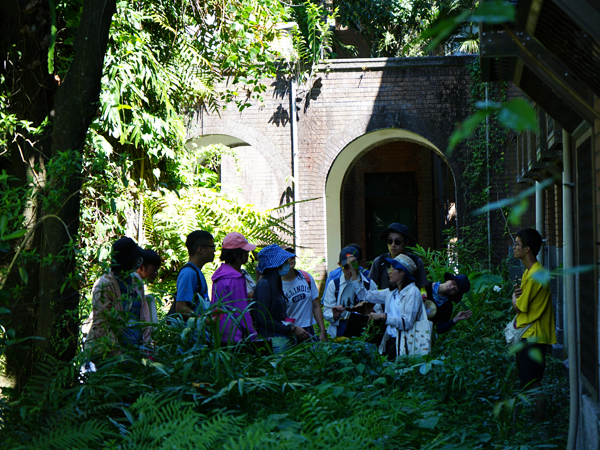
364, 172, 418, 260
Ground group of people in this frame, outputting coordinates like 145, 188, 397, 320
85, 222, 556, 406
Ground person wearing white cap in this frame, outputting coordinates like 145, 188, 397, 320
347, 253, 424, 359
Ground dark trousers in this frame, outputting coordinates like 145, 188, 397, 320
516, 339, 548, 388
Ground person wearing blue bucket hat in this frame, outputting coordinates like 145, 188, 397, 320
252, 245, 310, 341
346, 253, 424, 359
422, 272, 472, 334
369, 223, 428, 290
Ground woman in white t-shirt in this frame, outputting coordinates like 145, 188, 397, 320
280, 248, 327, 342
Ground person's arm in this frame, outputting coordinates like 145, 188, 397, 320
385, 286, 422, 331
253, 281, 293, 336
512, 285, 523, 313
312, 298, 327, 341
435, 301, 455, 334
323, 279, 344, 323
175, 269, 198, 317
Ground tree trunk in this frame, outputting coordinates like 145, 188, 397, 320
1, 0, 116, 392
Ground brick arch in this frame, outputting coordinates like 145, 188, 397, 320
186, 121, 288, 194
317, 125, 456, 270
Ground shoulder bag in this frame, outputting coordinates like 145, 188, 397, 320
398, 302, 433, 357
504, 316, 533, 346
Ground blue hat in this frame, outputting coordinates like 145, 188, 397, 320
385, 254, 417, 282
444, 273, 470, 302
339, 246, 359, 266
257, 244, 295, 273
378, 223, 414, 242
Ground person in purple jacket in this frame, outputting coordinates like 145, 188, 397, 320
211, 232, 258, 344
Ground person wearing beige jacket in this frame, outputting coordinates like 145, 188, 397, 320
85, 237, 151, 354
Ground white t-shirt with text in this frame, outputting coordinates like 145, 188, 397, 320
282, 270, 319, 328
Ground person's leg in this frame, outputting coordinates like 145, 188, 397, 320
516, 340, 547, 420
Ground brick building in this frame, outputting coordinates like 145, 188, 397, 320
481, 0, 600, 447
186, 56, 524, 278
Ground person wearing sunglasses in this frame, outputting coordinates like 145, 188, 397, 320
171, 230, 215, 318
369, 223, 427, 290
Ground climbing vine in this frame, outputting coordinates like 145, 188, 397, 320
459, 59, 510, 267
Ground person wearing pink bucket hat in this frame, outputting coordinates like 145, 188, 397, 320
211, 232, 258, 344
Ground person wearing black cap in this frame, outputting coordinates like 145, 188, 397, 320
423, 273, 472, 334
87, 237, 151, 352
322, 243, 369, 304
369, 223, 427, 289
322, 246, 379, 339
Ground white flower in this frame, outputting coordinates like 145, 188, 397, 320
81, 361, 97, 374
493, 285, 501, 293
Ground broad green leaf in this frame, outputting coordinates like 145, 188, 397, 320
3, 229, 27, 240
470, 1, 516, 24
18, 267, 28, 284
414, 415, 439, 429
447, 109, 488, 152
508, 199, 529, 225
498, 98, 538, 132
470, 273, 503, 294
531, 268, 551, 287
332, 386, 344, 396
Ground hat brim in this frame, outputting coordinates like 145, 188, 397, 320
385, 258, 415, 280
378, 227, 414, 242
240, 242, 257, 251
444, 272, 469, 302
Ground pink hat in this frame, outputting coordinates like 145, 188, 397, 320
222, 232, 256, 251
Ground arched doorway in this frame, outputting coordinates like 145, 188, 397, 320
185, 134, 285, 212
325, 128, 456, 271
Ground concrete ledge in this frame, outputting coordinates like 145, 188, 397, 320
318, 55, 478, 72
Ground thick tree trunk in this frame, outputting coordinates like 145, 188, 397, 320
1, 0, 116, 391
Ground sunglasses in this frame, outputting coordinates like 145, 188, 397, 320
387, 238, 404, 246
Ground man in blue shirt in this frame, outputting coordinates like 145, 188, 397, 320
175, 230, 215, 317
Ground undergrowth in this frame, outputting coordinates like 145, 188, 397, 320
0, 244, 568, 449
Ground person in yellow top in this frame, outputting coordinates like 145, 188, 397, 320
512, 228, 557, 419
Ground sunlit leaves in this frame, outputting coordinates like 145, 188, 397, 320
471, 179, 553, 223
448, 98, 539, 152
424, 0, 516, 54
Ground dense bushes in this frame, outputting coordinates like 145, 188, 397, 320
0, 249, 568, 449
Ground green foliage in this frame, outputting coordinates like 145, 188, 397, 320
335, 0, 444, 57
0, 276, 568, 448
422, 0, 515, 55
448, 98, 538, 152
289, 1, 338, 81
